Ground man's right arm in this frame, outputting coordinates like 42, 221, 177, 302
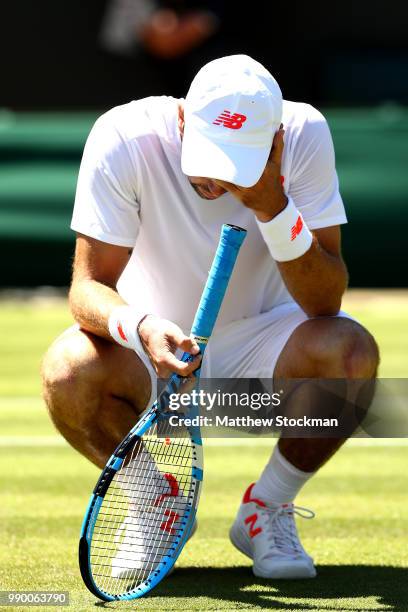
69, 234, 201, 377
69, 234, 132, 340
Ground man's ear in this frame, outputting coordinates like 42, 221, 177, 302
178, 103, 185, 138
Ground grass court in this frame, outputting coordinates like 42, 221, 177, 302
0, 290, 407, 611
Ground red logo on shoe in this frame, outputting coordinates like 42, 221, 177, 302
160, 509, 180, 534
243, 483, 266, 508
117, 322, 128, 342
154, 474, 181, 534
154, 473, 179, 507
291, 215, 303, 241
242, 484, 265, 538
244, 513, 262, 538
213, 110, 247, 130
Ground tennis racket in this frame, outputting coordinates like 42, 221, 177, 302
79, 224, 247, 601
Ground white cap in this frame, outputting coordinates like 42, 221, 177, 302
181, 55, 283, 188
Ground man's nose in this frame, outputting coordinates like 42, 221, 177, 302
207, 181, 225, 196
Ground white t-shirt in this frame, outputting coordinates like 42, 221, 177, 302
71, 96, 347, 332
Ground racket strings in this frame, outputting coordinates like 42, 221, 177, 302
90, 417, 196, 596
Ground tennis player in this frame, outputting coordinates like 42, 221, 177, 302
42, 54, 379, 580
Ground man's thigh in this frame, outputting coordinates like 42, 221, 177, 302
42, 324, 154, 414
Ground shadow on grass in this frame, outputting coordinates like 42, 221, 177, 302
143, 564, 408, 611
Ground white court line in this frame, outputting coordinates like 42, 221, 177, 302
0, 397, 44, 407
0, 436, 407, 448
1, 398, 407, 447
0, 436, 68, 447
205, 438, 408, 447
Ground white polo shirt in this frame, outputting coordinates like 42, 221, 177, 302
71, 96, 347, 332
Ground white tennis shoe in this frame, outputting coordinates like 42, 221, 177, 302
111, 514, 197, 580
111, 473, 196, 580
229, 483, 316, 579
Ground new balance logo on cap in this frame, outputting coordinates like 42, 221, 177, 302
213, 110, 247, 130
291, 215, 304, 241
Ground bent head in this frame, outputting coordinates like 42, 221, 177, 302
178, 103, 227, 200
179, 55, 283, 193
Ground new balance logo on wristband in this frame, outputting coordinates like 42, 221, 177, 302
257, 199, 312, 262
213, 110, 247, 129
291, 215, 304, 241
117, 322, 128, 342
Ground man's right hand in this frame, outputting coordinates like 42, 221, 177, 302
138, 315, 202, 378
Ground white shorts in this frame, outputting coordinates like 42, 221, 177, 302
136, 302, 354, 408
66, 302, 354, 408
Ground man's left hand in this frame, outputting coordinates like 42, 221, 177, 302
214, 125, 288, 223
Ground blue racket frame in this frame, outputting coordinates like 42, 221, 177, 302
78, 224, 246, 601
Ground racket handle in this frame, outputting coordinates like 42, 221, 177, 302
191, 224, 246, 345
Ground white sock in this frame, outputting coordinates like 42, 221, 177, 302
251, 444, 314, 505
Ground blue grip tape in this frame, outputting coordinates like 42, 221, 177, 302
191, 224, 246, 341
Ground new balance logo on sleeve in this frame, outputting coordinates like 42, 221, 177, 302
291, 215, 304, 241
213, 111, 247, 129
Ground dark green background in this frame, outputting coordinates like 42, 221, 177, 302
0, 107, 406, 287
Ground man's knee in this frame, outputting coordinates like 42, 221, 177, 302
342, 321, 379, 378
41, 330, 107, 429
303, 317, 380, 378
278, 317, 380, 378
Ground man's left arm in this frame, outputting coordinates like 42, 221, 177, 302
215, 115, 348, 317
276, 225, 348, 317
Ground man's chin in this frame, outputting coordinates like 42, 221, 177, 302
198, 192, 222, 200
188, 179, 227, 200
194, 187, 226, 200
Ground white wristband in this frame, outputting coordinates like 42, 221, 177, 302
108, 305, 148, 354
256, 197, 313, 262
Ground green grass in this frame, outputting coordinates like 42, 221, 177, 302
0, 291, 407, 611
